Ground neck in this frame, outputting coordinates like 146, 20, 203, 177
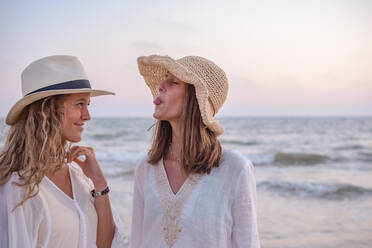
46, 163, 69, 178
168, 119, 183, 159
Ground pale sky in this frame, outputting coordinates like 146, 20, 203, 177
0, 0, 371, 117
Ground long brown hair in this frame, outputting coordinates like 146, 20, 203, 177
148, 84, 222, 174
0, 95, 68, 208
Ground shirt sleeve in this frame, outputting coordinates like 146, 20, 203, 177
130, 159, 145, 248
110, 204, 129, 248
231, 160, 261, 248
0, 176, 50, 248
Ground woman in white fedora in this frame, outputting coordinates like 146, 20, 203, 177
131, 55, 260, 248
0, 55, 127, 248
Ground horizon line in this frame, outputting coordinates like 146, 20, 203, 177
1, 115, 371, 119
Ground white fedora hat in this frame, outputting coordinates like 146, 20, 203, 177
6, 55, 114, 125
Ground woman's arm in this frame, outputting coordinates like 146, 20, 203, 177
69, 146, 115, 248
92, 178, 116, 248
231, 161, 260, 248
0, 175, 50, 248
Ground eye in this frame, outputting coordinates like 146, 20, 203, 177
76, 102, 85, 107
171, 81, 179, 85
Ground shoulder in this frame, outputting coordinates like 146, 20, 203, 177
221, 150, 257, 200
132, 155, 154, 188
133, 154, 159, 184
134, 154, 152, 173
4, 173, 35, 196
1, 174, 51, 246
213, 149, 255, 182
1, 173, 25, 199
1, 173, 46, 213
221, 149, 253, 171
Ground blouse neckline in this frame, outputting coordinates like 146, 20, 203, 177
44, 165, 76, 202
154, 157, 203, 247
160, 158, 192, 197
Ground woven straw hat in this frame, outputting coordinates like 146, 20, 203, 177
6, 55, 114, 125
137, 55, 228, 135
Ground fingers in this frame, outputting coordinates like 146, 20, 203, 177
67, 146, 104, 182
67, 146, 95, 163
73, 156, 85, 167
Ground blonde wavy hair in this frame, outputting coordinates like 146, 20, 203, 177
148, 84, 223, 175
0, 95, 69, 208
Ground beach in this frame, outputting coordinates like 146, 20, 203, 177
1, 117, 371, 247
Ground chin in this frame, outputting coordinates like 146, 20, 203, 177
153, 111, 162, 120
65, 135, 82, 143
153, 115, 170, 122
153, 112, 180, 122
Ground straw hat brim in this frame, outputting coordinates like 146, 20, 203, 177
137, 55, 224, 135
6, 88, 114, 125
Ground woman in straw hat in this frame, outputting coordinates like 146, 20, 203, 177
132, 55, 260, 247
0, 55, 127, 248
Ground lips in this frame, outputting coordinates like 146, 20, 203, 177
74, 123, 84, 130
153, 97, 162, 105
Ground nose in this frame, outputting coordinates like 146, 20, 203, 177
82, 106, 91, 121
158, 80, 166, 93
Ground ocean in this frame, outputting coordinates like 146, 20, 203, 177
1, 117, 371, 247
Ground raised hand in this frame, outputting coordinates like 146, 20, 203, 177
68, 146, 107, 191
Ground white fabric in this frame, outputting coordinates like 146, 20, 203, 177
131, 149, 260, 248
6, 55, 114, 125
21, 55, 89, 95
40, 176, 83, 248
0, 163, 127, 248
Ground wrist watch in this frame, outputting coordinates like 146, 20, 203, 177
91, 186, 110, 198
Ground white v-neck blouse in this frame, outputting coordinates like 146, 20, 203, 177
131, 150, 260, 248
0, 163, 127, 248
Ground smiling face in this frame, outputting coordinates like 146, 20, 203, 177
153, 73, 187, 122
60, 93, 91, 143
